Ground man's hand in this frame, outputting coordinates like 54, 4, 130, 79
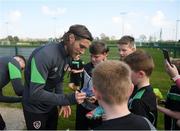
75, 91, 86, 104
59, 106, 71, 118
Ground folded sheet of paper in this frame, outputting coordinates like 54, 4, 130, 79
81, 70, 94, 97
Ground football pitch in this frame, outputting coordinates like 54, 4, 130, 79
1, 46, 173, 130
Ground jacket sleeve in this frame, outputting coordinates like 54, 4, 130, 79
8, 61, 24, 96
55, 82, 63, 94
29, 53, 77, 106
0, 89, 22, 103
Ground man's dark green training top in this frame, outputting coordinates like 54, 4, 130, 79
22, 42, 77, 113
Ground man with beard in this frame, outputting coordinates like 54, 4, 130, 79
22, 24, 93, 130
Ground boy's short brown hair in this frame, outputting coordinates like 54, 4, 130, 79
89, 41, 109, 55
124, 49, 154, 77
117, 35, 136, 48
92, 60, 132, 104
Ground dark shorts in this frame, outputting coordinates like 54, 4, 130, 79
0, 114, 6, 130
23, 107, 58, 130
70, 73, 81, 86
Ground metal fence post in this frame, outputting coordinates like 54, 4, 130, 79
15, 45, 18, 55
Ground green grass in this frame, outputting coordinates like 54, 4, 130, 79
0, 47, 175, 130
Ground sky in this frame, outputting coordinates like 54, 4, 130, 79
0, 0, 180, 40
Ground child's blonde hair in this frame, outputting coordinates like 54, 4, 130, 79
92, 60, 132, 104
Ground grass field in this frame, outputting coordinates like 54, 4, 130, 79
1, 46, 175, 130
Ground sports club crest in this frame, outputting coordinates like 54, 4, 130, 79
33, 121, 41, 129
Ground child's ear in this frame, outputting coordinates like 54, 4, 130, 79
138, 70, 145, 78
92, 87, 101, 100
129, 83, 134, 97
132, 47, 136, 51
103, 53, 108, 61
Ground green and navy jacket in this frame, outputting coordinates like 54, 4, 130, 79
165, 85, 180, 130
22, 42, 77, 113
0, 56, 24, 103
128, 85, 157, 127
